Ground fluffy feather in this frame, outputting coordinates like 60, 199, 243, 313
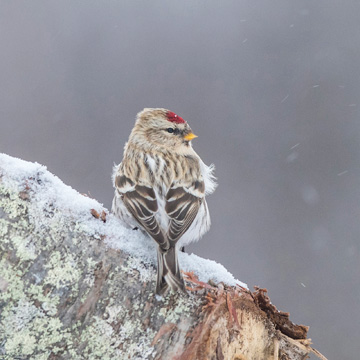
112, 108, 216, 294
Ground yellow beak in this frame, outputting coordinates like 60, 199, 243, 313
184, 132, 198, 141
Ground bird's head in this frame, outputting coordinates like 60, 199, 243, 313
129, 108, 197, 151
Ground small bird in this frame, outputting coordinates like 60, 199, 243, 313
112, 108, 216, 295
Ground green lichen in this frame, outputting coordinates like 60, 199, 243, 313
80, 311, 156, 360
44, 251, 81, 295
0, 168, 199, 360
0, 182, 79, 358
80, 257, 97, 302
27, 283, 60, 316
0, 186, 28, 219
31, 317, 74, 355
11, 235, 38, 262
0, 258, 26, 303
5, 328, 37, 356
0, 218, 8, 239
0, 256, 75, 358
80, 316, 121, 360
3, 305, 76, 359
158, 293, 199, 324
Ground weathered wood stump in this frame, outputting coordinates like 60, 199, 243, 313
0, 154, 323, 359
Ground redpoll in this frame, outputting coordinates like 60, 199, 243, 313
112, 108, 216, 295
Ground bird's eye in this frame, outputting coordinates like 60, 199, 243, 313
167, 128, 174, 133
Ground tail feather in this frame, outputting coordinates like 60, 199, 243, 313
156, 246, 186, 295
156, 247, 169, 295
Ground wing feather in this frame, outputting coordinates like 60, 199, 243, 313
115, 175, 168, 249
165, 185, 203, 244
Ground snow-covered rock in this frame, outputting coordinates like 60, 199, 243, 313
0, 153, 245, 288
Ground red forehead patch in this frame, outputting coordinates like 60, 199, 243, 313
166, 111, 186, 124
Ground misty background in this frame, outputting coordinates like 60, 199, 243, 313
1, 1, 359, 358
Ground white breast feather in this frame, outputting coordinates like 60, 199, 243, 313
199, 160, 217, 195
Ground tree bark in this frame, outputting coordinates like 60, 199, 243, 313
0, 155, 321, 360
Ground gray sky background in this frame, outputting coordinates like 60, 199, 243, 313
1, 1, 359, 358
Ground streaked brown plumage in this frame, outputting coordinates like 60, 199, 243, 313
112, 108, 216, 294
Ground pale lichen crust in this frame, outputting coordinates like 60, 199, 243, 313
0, 168, 199, 360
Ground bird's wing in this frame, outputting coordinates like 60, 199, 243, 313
115, 174, 168, 249
165, 181, 204, 245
